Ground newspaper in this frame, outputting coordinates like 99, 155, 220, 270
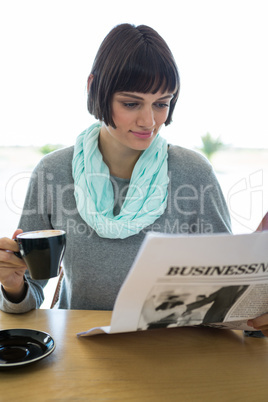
77, 231, 268, 337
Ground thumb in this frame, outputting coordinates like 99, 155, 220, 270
12, 228, 24, 240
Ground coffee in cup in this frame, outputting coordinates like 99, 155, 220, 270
15, 230, 66, 280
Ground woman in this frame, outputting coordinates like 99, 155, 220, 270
0, 23, 267, 335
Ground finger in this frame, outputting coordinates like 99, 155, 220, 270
247, 313, 268, 329
0, 250, 27, 267
255, 211, 268, 231
0, 266, 27, 277
253, 323, 268, 331
260, 329, 268, 337
0, 261, 27, 270
12, 228, 23, 240
0, 237, 20, 252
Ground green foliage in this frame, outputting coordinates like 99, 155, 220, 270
39, 144, 62, 155
200, 133, 223, 160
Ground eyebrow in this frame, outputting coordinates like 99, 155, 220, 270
116, 92, 174, 101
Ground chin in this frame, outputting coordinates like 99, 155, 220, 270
131, 137, 156, 151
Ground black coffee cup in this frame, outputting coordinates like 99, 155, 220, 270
15, 230, 66, 280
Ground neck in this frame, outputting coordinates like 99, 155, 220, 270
99, 128, 141, 179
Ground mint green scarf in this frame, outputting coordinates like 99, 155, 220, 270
72, 122, 169, 239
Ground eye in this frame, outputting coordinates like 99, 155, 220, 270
154, 102, 170, 109
122, 102, 139, 109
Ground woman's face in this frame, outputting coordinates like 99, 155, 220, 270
100, 90, 173, 154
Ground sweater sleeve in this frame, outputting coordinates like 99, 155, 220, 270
0, 159, 52, 313
202, 165, 232, 234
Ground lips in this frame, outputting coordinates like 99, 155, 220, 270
131, 131, 154, 139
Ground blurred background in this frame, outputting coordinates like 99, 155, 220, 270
1, 0, 267, 306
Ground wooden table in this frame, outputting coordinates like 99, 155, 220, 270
1, 309, 268, 401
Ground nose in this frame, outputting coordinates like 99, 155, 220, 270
137, 106, 155, 128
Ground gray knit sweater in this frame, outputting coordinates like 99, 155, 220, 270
0, 144, 231, 313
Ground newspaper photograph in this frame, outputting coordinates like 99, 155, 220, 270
77, 230, 268, 336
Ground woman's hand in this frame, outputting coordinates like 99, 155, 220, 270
0, 229, 27, 301
247, 314, 268, 337
249, 213, 268, 336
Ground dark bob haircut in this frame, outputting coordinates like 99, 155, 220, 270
87, 23, 180, 128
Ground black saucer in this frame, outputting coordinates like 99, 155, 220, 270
0, 328, 55, 368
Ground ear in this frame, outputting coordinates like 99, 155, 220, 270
87, 74, 94, 93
